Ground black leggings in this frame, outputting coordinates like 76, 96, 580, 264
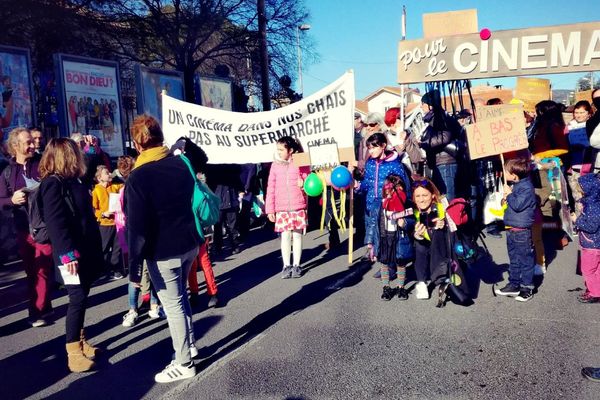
414, 229, 450, 286
65, 283, 91, 343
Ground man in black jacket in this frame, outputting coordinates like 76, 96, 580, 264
419, 90, 463, 201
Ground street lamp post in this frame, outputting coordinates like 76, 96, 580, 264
296, 24, 311, 97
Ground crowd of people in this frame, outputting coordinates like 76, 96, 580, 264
1, 87, 600, 383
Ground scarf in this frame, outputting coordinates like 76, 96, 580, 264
133, 146, 170, 170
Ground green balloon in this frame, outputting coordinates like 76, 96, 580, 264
303, 173, 323, 197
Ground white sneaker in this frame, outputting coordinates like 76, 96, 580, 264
534, 264, 546, 276
415, 282, 429, 300
148, 306, 165, 319
154, 360, 196, 383
122, 310, 138, 327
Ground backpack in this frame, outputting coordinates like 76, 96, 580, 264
179, 154, 221, 237
28, 175, 76, 244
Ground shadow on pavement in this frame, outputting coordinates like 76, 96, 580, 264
0, 283, 128, 338
1, 315, 223, 400
196, 259, 371, 371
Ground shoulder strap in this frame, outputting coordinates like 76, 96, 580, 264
51, 175, 76, 216
3, 164, 13, 194
179, 154, 198, 182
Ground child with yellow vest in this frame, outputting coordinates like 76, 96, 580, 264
92, 165, 124, 280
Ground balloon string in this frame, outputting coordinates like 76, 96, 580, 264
319, 170, 327, 231
340, 189, 347, 231
330, 186, 343, 233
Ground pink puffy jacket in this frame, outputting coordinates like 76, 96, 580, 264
265, 157, 310, 214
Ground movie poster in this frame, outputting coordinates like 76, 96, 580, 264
0, 45, 34, 143
135, 65, 185, 124
196, 75, 233, 111
55, 54, 124, 156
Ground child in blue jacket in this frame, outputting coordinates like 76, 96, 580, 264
356, 133, 411, 261
495, 158, 537, 302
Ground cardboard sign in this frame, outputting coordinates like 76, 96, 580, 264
466, 106, 528, 159
423, 9, 478, 39
575, 89, 593, 103
397, 21, 600, 84
475, 104, 523, 122
515, 77, 551, 112
307, 142, 340, 170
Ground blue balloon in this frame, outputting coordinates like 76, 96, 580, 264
330, 166, 352, 189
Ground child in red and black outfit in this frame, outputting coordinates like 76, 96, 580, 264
377, 174, 415, 300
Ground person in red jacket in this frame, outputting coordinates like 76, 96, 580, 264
265, 136, 310, 279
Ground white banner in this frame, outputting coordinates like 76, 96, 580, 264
162, 71, 355, 164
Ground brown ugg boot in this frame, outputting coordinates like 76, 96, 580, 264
66, 342, 95, 372
80, 329, 100, 360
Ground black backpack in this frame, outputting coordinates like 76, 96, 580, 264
28, 176, 75, 244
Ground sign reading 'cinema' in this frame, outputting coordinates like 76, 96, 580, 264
397, 22, 600, 84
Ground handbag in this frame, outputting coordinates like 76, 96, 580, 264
482, 182, 504, 225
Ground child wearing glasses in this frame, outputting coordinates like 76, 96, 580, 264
377, 174, 415, 300
356, 133, 411, 268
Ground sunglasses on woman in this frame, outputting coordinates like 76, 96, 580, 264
367, 123, 379, 127
412, 179, 430, 188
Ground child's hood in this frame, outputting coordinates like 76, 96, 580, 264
578, 174, 600, 200
380, 150, 399, 163
273, 153, 291, 165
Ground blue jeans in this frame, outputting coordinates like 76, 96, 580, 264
433, 163, 458, 201
128, 282, 159, 309
506, 229, 535, 289
364, 203, 381, 246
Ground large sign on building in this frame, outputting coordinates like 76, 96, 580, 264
398, 22, 600, 84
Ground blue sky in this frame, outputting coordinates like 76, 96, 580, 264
300, 0, 600, 99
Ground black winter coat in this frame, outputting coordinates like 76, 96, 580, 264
40, 175, 103, 285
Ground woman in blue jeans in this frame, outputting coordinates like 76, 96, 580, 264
125, 115, 203, 383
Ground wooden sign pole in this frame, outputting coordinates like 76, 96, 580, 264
348, 187, 354, 264
500, 153, 507, 186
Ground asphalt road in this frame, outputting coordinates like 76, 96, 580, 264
1, 227, 599, 400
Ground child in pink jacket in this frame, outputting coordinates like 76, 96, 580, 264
265, 136, 310, 279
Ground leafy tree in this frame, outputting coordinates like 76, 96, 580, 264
79, 0, 315, 103
577, 72, 600, 92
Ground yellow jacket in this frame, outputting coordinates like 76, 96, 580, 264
92, 182, 124, 226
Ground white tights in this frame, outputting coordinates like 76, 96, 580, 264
280, 229, 303, 267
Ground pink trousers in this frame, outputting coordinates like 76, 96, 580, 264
581, 248, 600, 297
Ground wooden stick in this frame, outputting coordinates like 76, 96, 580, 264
348, 186, 354, 264
500, 153, 507, 186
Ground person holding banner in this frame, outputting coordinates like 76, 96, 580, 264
265, 136, 310, 279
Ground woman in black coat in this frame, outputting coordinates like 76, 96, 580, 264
39, 138, 103, 373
